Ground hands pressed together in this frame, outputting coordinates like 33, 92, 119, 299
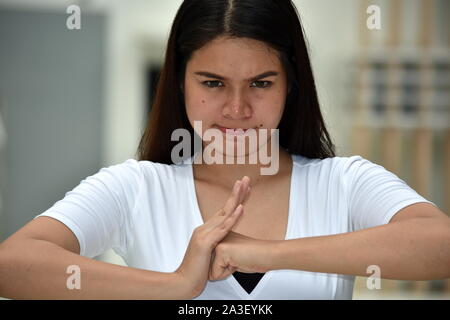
175, 176, 270, 297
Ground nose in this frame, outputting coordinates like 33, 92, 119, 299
222, 89, 252, 120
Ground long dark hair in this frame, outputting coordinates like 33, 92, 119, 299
137, 0, 335, 163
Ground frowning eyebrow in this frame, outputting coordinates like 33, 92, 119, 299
194, 71, 279, 82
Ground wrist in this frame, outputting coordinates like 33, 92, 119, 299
144, 271, 198, 300
261, 239, 284, 272
171, 270, 202, 299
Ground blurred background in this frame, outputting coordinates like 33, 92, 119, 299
0, 0, 448, 299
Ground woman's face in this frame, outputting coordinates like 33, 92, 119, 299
184, 36, 289, 156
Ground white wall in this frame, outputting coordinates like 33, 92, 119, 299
102, 0, 182, 167
293, 0, 359, 156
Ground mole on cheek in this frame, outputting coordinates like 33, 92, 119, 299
202, 100, 205, 104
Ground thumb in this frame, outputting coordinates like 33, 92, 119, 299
209, 252, 237, 281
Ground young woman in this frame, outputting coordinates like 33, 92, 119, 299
1, 0, 449, 300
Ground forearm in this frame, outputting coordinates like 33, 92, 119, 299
266, 217, 450, 280
0, 239, 193, 300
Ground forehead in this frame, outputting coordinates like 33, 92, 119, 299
186, 36, 283, 76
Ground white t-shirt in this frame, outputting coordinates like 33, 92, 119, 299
34, 153, 434, 299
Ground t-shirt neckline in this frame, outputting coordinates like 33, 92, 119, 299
185, 152, 298, 298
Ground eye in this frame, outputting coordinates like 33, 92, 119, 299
250, 81, 272, 88
202, 80, 224, 88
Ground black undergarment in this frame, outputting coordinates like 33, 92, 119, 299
232, 271, 265, 294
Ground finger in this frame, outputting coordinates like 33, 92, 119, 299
209, 177, 249, 230
210, 256, 234, 281
208, 250, 216, 281
235, 268, 255, 273
231, 178, 248, 209
241, 185, 251, 205
217, 180, 241, 217
223, 177, 249, 215
222, 265, 238, 278
233, 178, 251, 207
209, 258, 221, 281
237, 176, 250, 205
211, 265, 234, 281
220, 204, 244, 232
208, 204, 244, 241
228, 266, 238, 274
